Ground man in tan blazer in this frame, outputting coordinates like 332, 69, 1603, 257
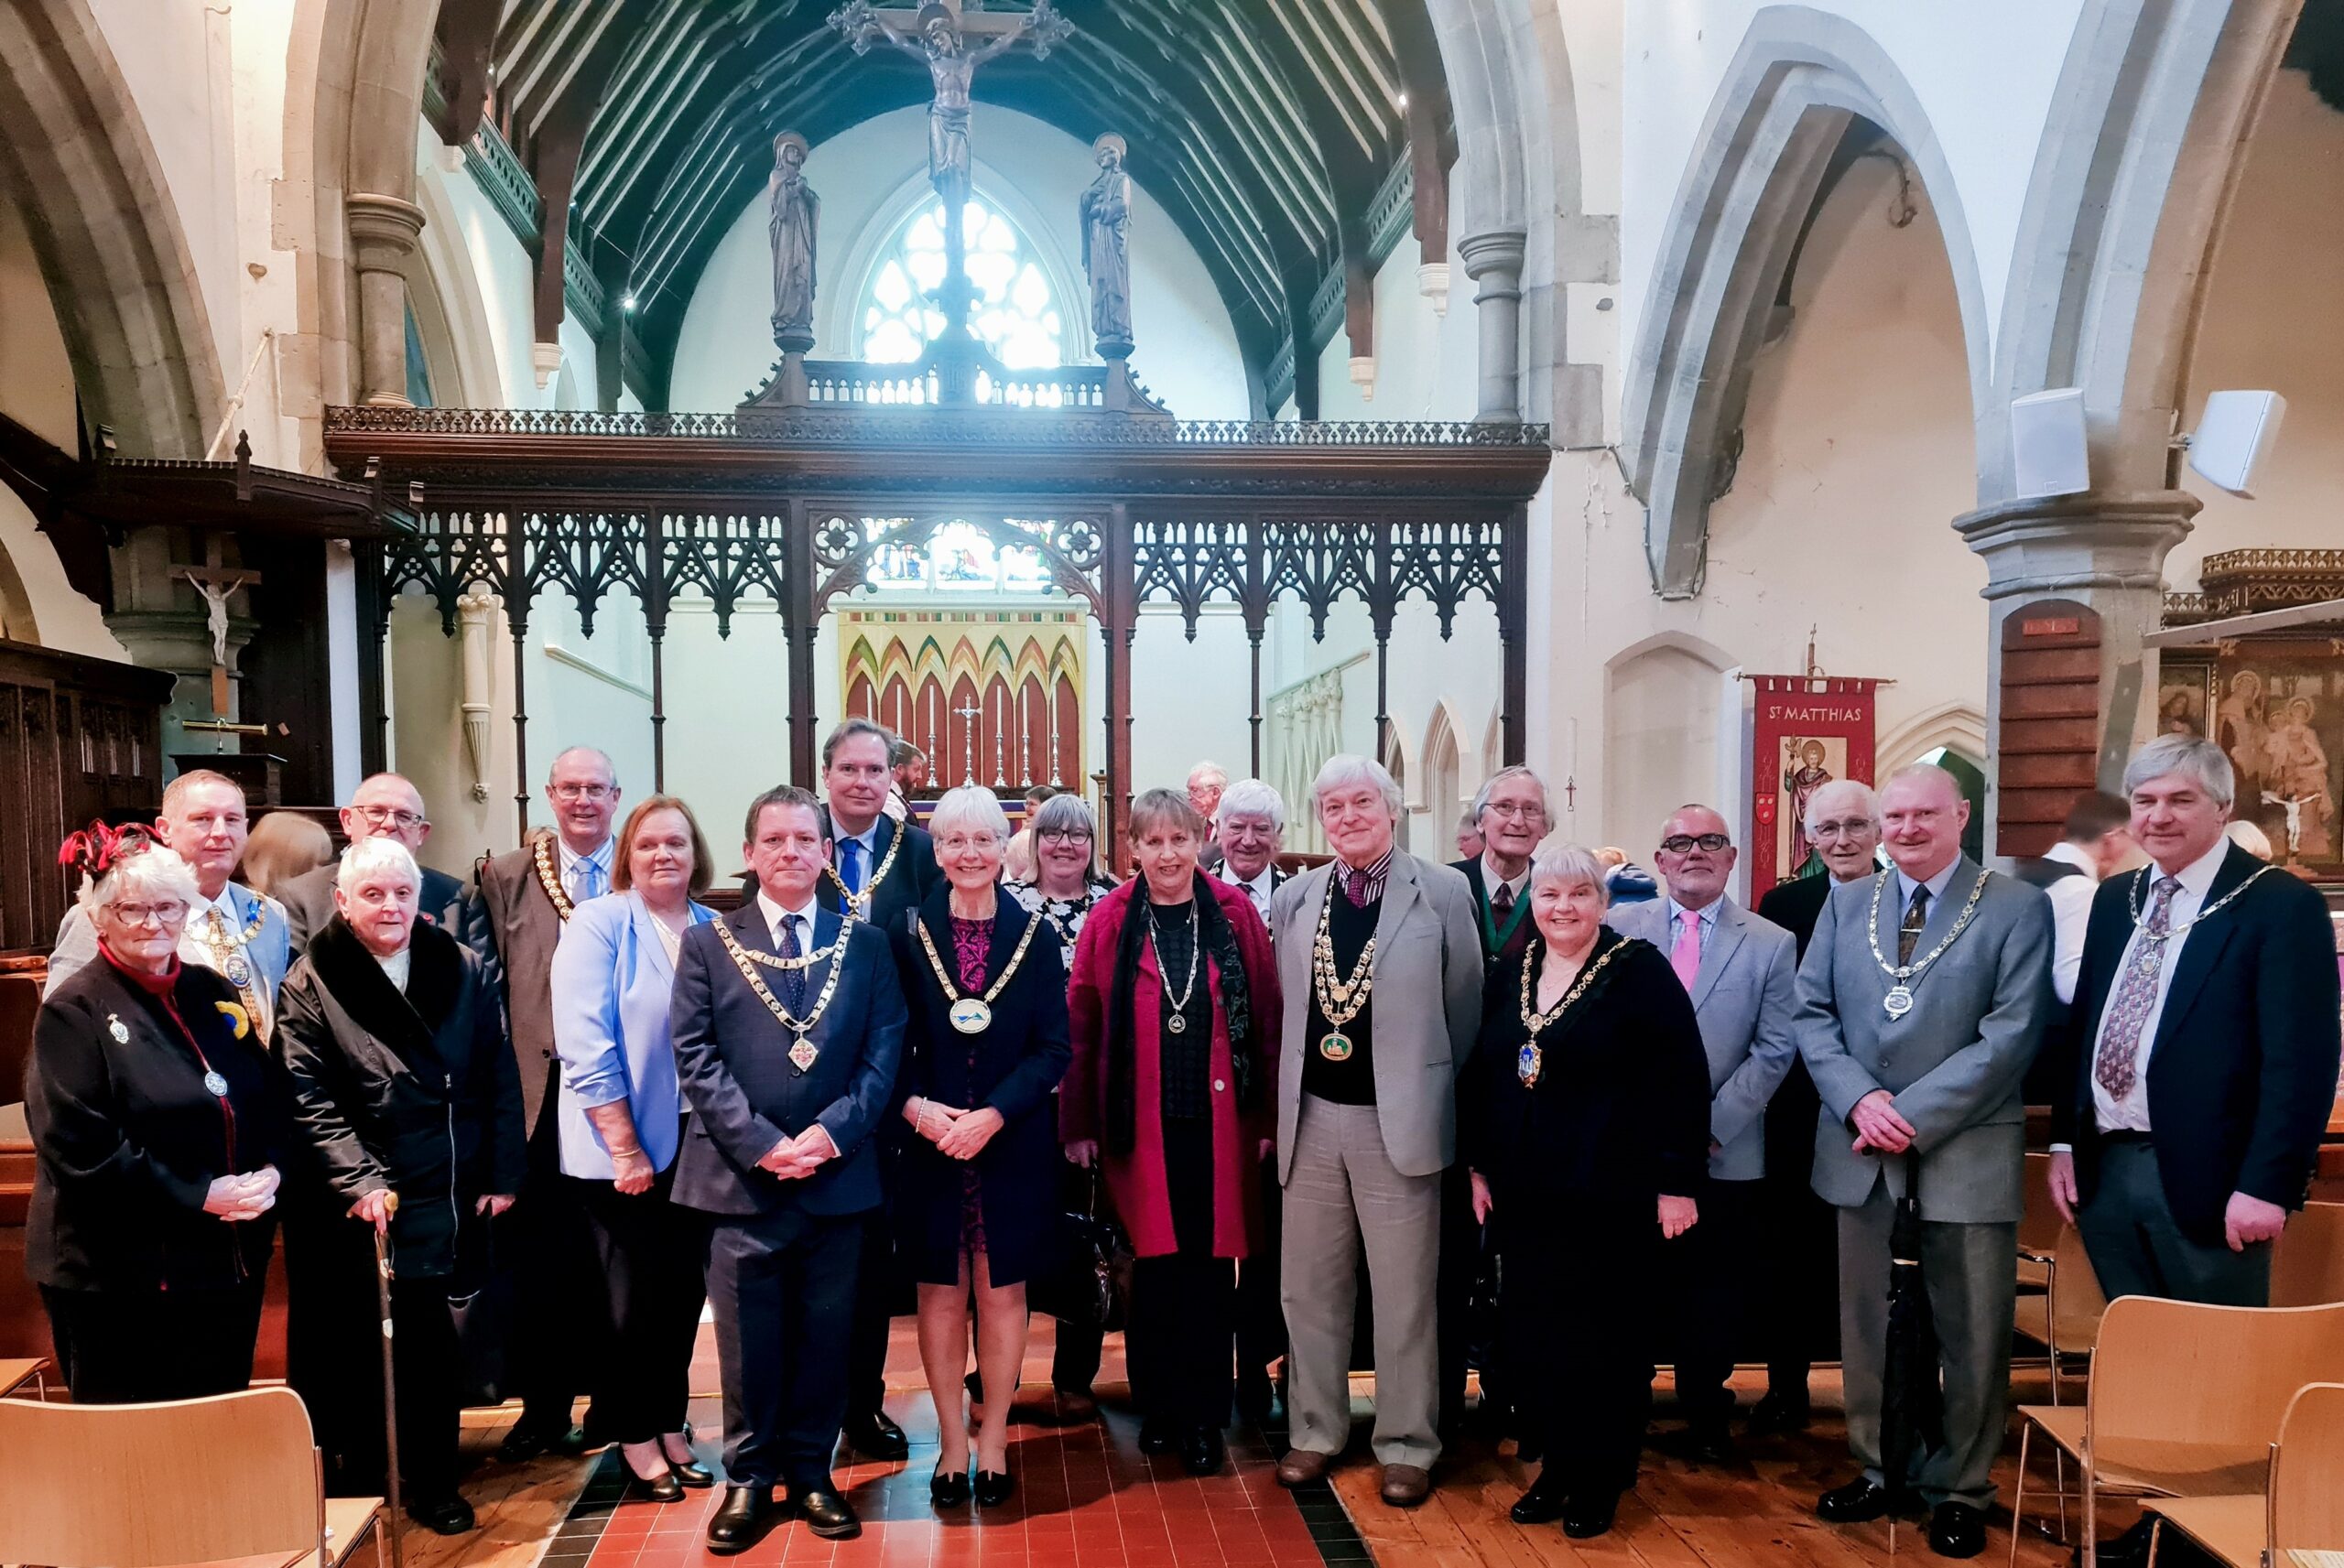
465, 744, 623, 1460
1269, 756, 1482, 1508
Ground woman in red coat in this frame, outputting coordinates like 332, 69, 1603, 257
1063, 787, 1279, 1476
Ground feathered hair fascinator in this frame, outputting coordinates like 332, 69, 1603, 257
58, 819, 157, 883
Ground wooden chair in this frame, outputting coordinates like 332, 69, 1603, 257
2272, 1202, 2344, 1308
0, 1385, 384, 1568
2007, 1298, 2344, 1568
2018, 1151, 2063, 1292
2012, 1220, 2110, 1538
2140, 1381, 2344, 1568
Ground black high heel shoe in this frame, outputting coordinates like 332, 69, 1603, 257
975, 1465, 1015, 1508
930, 1463, 973, 1508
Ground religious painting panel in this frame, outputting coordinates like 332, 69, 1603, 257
1747, 676, 1880, 900
838, 609, 1085, 794
2212, 640, 2344, 876
2156, 652, 2216, 740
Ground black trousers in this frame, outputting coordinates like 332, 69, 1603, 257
1759, 1060, 1839, 1394
576, 1165, 708, 1444
1127, 1115, 1236, 1430
1234, 1149, 1284, 1391
1051, 1158, 1104, 1395
846, 1209, 896, 1420
1665, 1176, 1760, 1421
706, 1205, 863, 1493
41, 1280, 264, 1404
1503, 1199, 1657, 1499
512, 1074, 606, 1430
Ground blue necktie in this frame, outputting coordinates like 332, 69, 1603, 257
570, 856, 603, 903
776, 914, 808, 1012
838, 837, 863, 897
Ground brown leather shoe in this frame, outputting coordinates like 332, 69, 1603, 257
1380, 1464, 1432, 1508
1276, 1448, 1333, 1487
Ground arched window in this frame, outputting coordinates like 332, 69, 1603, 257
858, 194, 1064, 368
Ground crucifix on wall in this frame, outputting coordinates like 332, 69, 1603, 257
178, 565, 260, 717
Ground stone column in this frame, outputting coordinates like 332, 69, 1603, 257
1954, 489, 2200, 857
1457, 229, 1525, 424
346, 194, 427, 407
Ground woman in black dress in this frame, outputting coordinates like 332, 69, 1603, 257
892, 785, 1071, 1508
27, 826, 287, 1403
1462, 843, 1710, 1540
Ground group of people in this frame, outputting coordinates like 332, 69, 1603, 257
21, 720, 2340, 1558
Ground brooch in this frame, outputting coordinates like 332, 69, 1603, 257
107, 1012, 129, 1044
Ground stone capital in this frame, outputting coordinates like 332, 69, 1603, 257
345, 192, 427, 275
1455, 228, 1526, 283
1953, 490, 2200, 603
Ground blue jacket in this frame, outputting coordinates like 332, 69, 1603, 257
548, 891, 716, 1179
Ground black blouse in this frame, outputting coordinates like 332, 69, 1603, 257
1460, 926, 1710, 1208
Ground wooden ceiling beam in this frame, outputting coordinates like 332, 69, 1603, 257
433, 0, 502, 148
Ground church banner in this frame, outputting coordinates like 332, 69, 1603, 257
1747, 676, 1881, 900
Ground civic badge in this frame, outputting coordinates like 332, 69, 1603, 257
107, 1012, 129, 1044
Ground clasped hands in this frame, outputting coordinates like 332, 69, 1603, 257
757, 1126, 839, 1181
203, 1164, 281, 1222
903, 1096, 1004, 1161
1850, 1088, 1918, 1155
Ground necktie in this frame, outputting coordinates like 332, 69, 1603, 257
776, 914, 808, 1012
208, 907, 271, 1042
1898, 885, 1931, 968
1670, 908, 1701, 992
570, 855, 602, 903
838, 837, 864, 897
2095, 876, 2180, 1102
1490, 881, 1514, 920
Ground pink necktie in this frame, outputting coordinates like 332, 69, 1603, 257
1671, 908, 1702, 992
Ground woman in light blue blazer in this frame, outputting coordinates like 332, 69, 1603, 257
551, 795, 719, 1504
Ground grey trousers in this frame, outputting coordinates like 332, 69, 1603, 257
1838, 1184, 2016, 1510
2077, 1141, 2272, 1306
1280, 1094, 1443, 1469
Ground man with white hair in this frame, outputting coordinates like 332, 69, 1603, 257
1454, 766, 1551, 969
45, 770, 291, 1039
281, 772, 466, 953
1188, 761, 1230, 871
1214, 778, 1287, 919
1796, 764, 2054, 1558
1270, 755, 1482, 1509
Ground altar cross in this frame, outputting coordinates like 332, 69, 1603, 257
951, 695, 983, 784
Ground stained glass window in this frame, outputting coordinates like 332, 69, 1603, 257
858, 195, 1065, 369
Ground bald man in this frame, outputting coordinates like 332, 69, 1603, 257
280, 773, 465, 952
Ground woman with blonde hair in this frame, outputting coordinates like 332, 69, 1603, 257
240, 811, 333, 900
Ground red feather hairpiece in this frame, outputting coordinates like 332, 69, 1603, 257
57, 820, 157, 881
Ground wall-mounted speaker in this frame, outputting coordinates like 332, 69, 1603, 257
2187, 390, 2285, 498
2010, 388, 2091, 500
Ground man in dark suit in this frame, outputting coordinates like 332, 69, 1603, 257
279, 773, 465, 952
811, 718, 936, 1461
465, 745, 622, 1461
1214, 778, 1290, 1420
1751, 778, 1879, 1433
2050, 734, 2341, 1304
673, 784, 907, 1552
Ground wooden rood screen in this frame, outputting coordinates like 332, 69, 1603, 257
323, 407, 1550, 850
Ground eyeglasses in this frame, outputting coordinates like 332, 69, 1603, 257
935, 834, 1001, 854
106, 900, 188, 927
1809, 818, 1875, 839
1482, 801, 1546, 821
1037, 828, 1091, 845
354, 806, 427, 830
551, 783, 613, 802
1660, 833, 1731, 854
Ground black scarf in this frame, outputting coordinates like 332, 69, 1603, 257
1104, 871, 1253, 1154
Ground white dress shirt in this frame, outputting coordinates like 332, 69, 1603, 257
2039, 839, 2100, 1005
2089, 838, 2230, 1135
1479, 852, 1531, 911
750, 886, 835, 1160
1221, 860, 1276, 919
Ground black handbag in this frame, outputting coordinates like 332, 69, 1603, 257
447, 1208, 517, 1408
1029, 1173, 1132, 1332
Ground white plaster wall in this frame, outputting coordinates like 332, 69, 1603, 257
1312, 227, 1481, 422
2172, 71, 2344, 587
1618, 0, 2088, 391
668, 104, 1248, 418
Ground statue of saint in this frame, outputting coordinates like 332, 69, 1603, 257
767, 132, 819, 351
1080, 133, 1134, 350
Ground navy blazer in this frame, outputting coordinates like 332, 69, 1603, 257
815, 810, 939, 935
2055, 843, 2342, 1246
669, 902, 908, 1219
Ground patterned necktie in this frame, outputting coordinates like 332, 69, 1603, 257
2094, 876, 2180, 1102
776, 914, 808, 1013
1490, 881, 1514, 919
1898, 885, 1931, 967
570, 855, 602, 903
838, 837, 863, 897
1670, 908, 1701, 993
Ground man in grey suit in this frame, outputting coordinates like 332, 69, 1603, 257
1606, 804, 1796, 1463
1796, 764, 2053, 1559
1270, 756, 1483, 1509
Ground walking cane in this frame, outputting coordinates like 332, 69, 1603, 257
373, 1193, 405, 1568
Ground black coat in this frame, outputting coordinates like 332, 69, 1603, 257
815, 810, 939, 936
2055, 844, 2343, 1246
889, 889, 1071, 1288
26, 954, 288, 1292
276, 917, 526, 1278
1460, 927, 1711, 1211
1755, 872, 1832, 962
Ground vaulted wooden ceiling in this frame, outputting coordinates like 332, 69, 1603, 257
429, 0, 1455, 414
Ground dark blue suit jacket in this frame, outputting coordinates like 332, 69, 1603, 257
669, 903, 908, 1219
2055, 842, 2342, 1246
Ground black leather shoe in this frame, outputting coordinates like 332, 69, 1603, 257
705, 1486, 775, 1554
1818, 1477, 1904, 1523
1930, 1502, 1988, 1559
842, 1410, 909, 1461
796, 1487, 863, 1539
974, 1468, 1015, 1508
1510, 1473, 1568, 1526
405, 1495, 476, 1535
1682, 1419, 1737, 1465
930, 1464, 972, 1508
494, 1417, 570, 1464
669, 1460, 716, 1489
1182, 1427, 1226, 1476
1138, 1418, 1177, 1454
1564, 1491, 1621, 1540
1749, 1390, 1812, 1435
624, 1466, 685, 1504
